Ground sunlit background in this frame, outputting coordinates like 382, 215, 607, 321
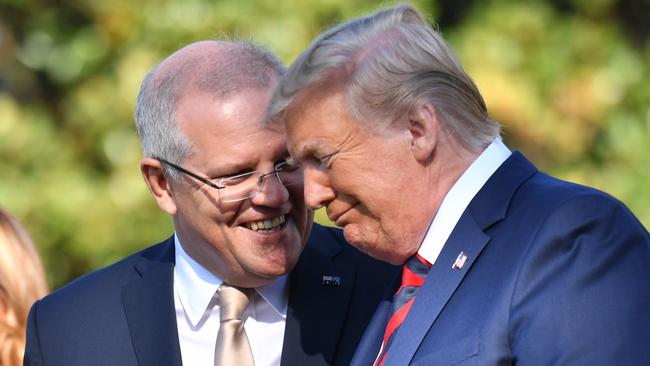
1, 0, 648, 288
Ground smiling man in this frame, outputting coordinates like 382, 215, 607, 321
269, 5, 650, 366
24, 40, 397, 366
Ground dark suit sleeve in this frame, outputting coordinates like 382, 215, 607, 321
24, 300, 43, 366
510, 193, 650, 365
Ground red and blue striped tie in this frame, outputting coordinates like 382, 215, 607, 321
374, 254, 432, 366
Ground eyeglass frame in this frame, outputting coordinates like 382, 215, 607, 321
155, 157, 299, 202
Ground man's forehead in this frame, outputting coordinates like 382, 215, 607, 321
286, 134, 329, 159
176, 86, 285, 154
194, 128, 288, 175
283, 87, 349, 152
287, 73, 346, 114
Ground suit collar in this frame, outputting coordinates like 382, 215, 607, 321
122, 237, 183, 366
386, 211, 489, 366
385, 153, 537, 366
281, 224, 356, 366
467, 151, 537, 229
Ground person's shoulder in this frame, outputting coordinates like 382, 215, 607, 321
36, 237, 174, 311
515, 170, 648, 248
519, 169, 633, 215
501, 152, 624, 210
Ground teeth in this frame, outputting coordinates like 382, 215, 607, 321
246, 215, 285, 231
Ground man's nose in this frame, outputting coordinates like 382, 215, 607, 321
303, 165, 335, 209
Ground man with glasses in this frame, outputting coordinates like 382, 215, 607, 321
24, 40, 397, 366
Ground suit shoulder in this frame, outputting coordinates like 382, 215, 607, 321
36, 239, 172, 312
517, 171, 636, 216
510, 171, 648, 248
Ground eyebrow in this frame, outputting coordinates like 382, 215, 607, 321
202, 160, 250, 178
291, 139, 325, 160
204, 149, 292, 177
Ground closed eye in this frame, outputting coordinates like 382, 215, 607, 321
316, 152, 337, 169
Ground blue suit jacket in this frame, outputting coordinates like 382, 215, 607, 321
24, 224, 398, 366
352, 152, 650, 366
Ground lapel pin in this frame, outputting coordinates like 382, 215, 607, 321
452, 251, 468, 270
321, 275, 341, 287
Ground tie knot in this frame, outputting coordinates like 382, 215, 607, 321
218, 284, 252, 322
401, 254, 432, 287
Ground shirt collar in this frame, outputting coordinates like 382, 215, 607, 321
418, 138, 511, 265
174, 234, 288, 326
256, 275, 288, 318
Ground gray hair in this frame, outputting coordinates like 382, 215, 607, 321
135, 40, 286, 180
268, 5, 500, 151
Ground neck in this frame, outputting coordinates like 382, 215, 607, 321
423, 138, 482, 230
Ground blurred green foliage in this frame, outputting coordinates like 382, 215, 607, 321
1, 0, 648, 289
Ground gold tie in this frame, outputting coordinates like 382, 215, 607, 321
214, 284, 255, 366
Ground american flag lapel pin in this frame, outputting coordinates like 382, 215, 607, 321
452, 251, 468, 270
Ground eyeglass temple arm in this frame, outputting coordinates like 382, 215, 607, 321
155, 157, 224, 190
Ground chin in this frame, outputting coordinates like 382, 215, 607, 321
343, 227, 404, 264
251, 264, 293, 281
255, 250, 300, 276
342, 226, 371, 251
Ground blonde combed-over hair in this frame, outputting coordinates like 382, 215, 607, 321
269, 4, 500, 151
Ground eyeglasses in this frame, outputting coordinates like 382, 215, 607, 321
156, 157, 303, 203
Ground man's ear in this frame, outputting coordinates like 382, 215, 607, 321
141, 157, 177, 215
407, 102, 438, 163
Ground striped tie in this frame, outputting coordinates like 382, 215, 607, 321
374, 254, 432, 366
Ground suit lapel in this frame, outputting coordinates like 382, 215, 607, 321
122, 238, 183, 366
385, 212, 489, 366
281, 225, 356, 366
385, 152, 538, 366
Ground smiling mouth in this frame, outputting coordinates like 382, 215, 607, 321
328, 204, 356, 227
328, 211, 344, 226
244, 215, 286, 232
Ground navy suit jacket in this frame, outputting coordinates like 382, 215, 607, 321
351, 152, 650, 366
24, 224, 398, 366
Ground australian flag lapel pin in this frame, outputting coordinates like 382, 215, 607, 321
321, 275, 341, 287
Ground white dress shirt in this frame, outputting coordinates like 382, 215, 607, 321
173, 236, 288, 366
418, 139, 511, 265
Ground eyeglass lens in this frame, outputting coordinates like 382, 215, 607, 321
218, 164, 303, 203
